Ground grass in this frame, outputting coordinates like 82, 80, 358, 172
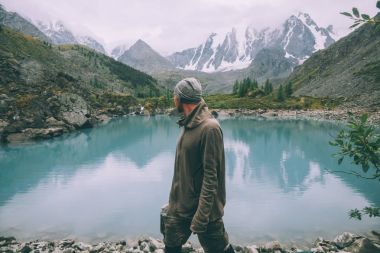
204, 94, 344, 110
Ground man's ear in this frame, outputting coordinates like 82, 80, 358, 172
174, 95, 180, 106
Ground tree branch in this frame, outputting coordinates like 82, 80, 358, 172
325, 168, 379, 180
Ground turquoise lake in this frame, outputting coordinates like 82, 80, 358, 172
0, 116, 379, 246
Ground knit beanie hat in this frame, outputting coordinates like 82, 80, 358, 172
174, 77, 202, 104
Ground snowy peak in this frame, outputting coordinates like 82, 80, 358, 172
296, 12, 335, 50
35, 20, 106, 54
76, 35, 106, 54
36, 20, 77, 45
111, 44, 129, 59
168, 12, 337, 73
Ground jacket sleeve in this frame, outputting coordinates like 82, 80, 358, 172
190, 126, 223, 233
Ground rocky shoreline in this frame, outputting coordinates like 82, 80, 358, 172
1, 231, 380, 253
209, 108, 380, 126
1, 102, 379, 145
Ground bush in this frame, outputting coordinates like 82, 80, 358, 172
329, 112, 380, 220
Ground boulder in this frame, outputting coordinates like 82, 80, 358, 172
344, 238, 380, 253
6, 127, 64, 143
314, 237, 338, 252
45, 117, 67, 127
246, 245, 259, 253
264, 240, 282, 251
333, 232, 356, 249
55, 93, 92, 129
19, 243, 32, 253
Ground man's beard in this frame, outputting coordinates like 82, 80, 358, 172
176, 102, 184, 113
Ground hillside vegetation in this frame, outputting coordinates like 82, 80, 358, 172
0, 26, 164, 143
285, 17, 380, 108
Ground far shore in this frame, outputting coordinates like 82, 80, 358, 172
1, 107, 379, 145
206, 107, 380, 125
158, 106, 380, 126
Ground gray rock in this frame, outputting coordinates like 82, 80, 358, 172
95, 114, 111, 124
72, 242, 92, 251
245, 245, 259, 253
0, 237, 16, 246
55, 93, 92, 129
45, 117, 67, 128
20, 244, 32, 253
62, 248, 75, 253
310, 245, 324, 253
333, 232, 356, 249
91, 242, 105, 252
147, 238, 164, 251
5, 127, 64, 143
59, 239, 74, 248
345, 238, 380, 253
0, 246, 15, 253
264, 241, 282, 252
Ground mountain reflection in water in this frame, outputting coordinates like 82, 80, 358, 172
0, 116, 379, 245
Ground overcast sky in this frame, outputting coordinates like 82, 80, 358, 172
0, 0, 377, 55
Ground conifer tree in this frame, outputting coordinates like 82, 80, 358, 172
276, 85, 285, 102
264, 79, 273, 95
285, 82, 293, 98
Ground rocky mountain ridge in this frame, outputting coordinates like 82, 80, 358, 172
117, 39, 175, 74
285, 15, 380, 108
0, 4, 51, 43
167, 12, 336, 73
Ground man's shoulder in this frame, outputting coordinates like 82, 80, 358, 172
201, 117, 221, 131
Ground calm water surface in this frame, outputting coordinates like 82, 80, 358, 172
0, 116, 379, 246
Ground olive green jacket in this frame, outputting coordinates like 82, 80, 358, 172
167, 99, 226, 233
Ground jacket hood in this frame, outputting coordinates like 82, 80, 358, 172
177, 99, 212, 129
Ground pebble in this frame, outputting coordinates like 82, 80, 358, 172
0, 231, 379, 253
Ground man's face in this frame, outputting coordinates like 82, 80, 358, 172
173, 95, 183, 113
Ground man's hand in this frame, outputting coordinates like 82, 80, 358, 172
190, 223, 206, 235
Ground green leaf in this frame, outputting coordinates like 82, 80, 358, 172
349, 209, 362, 220
352, 7, 360, 18
360, 113, 368, 123
341, 12, 353, 18
377, 1, 380, 9
350, 23, 361, 29
361, 14, 370, 20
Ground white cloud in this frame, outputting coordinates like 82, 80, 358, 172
0, 0, 377, 55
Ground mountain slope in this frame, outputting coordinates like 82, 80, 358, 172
168, 12, 336, 73
117, 39, 174, 74
286, 19, 380, 108
35, 20, 106, 54
0, 27, 163, 142
0, 4, 51, 43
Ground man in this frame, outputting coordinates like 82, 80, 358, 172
161, 77, 235, 253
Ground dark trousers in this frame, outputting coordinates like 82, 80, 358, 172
162, 215, 230, 253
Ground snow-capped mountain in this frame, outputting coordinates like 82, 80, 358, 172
168, 12, 337, 73
35, 20, 106, 54
111, 44, 130, 59
76, 35, 106, 54
35, 21, 77, 45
